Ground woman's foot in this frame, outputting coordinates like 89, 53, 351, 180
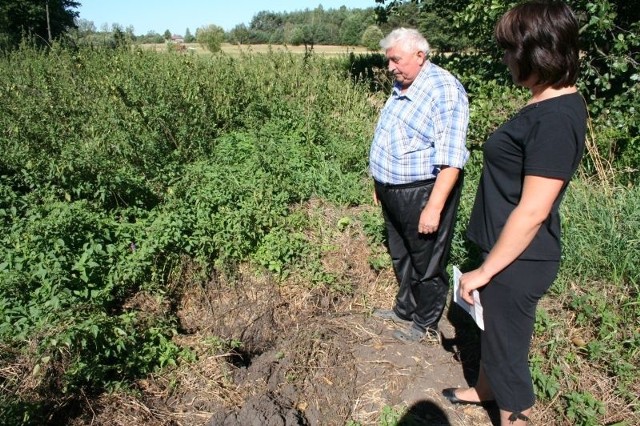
442, 387, 496, 406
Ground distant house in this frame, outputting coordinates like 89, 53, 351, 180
171, 34, 184, 44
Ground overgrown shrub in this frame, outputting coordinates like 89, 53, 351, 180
0, 45, 377, 421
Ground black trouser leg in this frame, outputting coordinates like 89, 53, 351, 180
383, 207, 416, 320
376, 174, 463, 330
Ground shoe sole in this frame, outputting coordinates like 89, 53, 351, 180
392, 329, 442, 345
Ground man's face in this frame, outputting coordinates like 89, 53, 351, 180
386, 45, 425, 89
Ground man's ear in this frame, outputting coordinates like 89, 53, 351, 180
416, 51, 426, 65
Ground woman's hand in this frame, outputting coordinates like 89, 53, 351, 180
460, 268, 492, 305
458, 175, 567, 305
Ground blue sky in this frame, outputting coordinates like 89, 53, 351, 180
77, 1, 376, 35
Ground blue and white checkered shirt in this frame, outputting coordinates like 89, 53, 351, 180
369, 62, 470, 184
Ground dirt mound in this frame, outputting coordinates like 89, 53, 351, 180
207, 317, 360, 425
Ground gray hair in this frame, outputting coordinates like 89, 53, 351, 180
379, 28, 430, 56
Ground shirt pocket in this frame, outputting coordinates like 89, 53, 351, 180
389, 120, 432, 159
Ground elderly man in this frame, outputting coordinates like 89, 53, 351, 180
370, 28, 469, 343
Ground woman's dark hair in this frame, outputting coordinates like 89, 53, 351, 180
495, 1, 579, 87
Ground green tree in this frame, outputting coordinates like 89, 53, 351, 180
0, 0, 79, 50
228, 23, 250, 44
286, 25, 305, 46
184, 27, 195, 43
75, 18, 96, 36
250, 11, 283, 33
269, 27, 285, 44
163, 29, 171, 40
374, 0, 470, 51
339, 14, 368, 45
360, 24, 384, 51
125, 25, 135, 42
140, 30, 164, 44
196, 24, 225, 53
113, 26, 127, 48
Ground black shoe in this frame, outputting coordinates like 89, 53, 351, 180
393, 325, 442, 345
442, 388, 497, 407
372, 309, 412, 324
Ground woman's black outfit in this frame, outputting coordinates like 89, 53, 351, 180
466, 92, 586, 413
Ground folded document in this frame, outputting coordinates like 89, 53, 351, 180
452, 266, 485, 330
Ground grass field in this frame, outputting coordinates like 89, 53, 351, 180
141, 42, 375, 56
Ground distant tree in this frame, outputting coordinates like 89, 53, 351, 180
184, 27, 195, 43
228, 23, 250, 44
113, 26, 129, 48
374, 0, 470, 51
125, 25, 135, 40
360, 25, 384, 51
0, 0, 79, 50
75, 18, 96, 36
339, 14, 366, 45
140, 30, 164, 44
163, 29, 171, 40
300, 24, 319, 51
269, 27, 284, 44
316, 22, 339, 44
286, 25, 305, 46
250, 11, 283, 33
196, 24, 224, 53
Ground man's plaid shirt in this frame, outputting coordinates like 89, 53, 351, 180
369, 62, 470, 184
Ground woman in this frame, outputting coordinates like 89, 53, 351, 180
441, 1, 586, 425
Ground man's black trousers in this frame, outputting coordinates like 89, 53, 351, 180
375, 173, 463, 331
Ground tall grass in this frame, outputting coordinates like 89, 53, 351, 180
516, 178, 640, 425
561, 180, 640, 286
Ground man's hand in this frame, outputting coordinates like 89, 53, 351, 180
373, 189, 379, 206
418, 166, 459, 234
418, 205, 440, 234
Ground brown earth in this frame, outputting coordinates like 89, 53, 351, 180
68, 201, 542, 426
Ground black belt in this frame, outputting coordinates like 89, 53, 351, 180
374, 178, 436, 189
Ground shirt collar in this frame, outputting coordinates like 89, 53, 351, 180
392, 61, 432, 100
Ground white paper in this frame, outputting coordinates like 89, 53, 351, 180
453, 266, 484, 330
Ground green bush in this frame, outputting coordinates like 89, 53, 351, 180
361, 25, 384, 51
195, 24, 225, 53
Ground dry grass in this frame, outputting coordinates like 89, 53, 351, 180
139, 42, 375, 57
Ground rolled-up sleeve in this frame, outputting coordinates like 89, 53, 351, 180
432, 82, 470, 169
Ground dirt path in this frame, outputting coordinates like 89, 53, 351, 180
347, 314, 496, 426
198, 283, 498, 426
